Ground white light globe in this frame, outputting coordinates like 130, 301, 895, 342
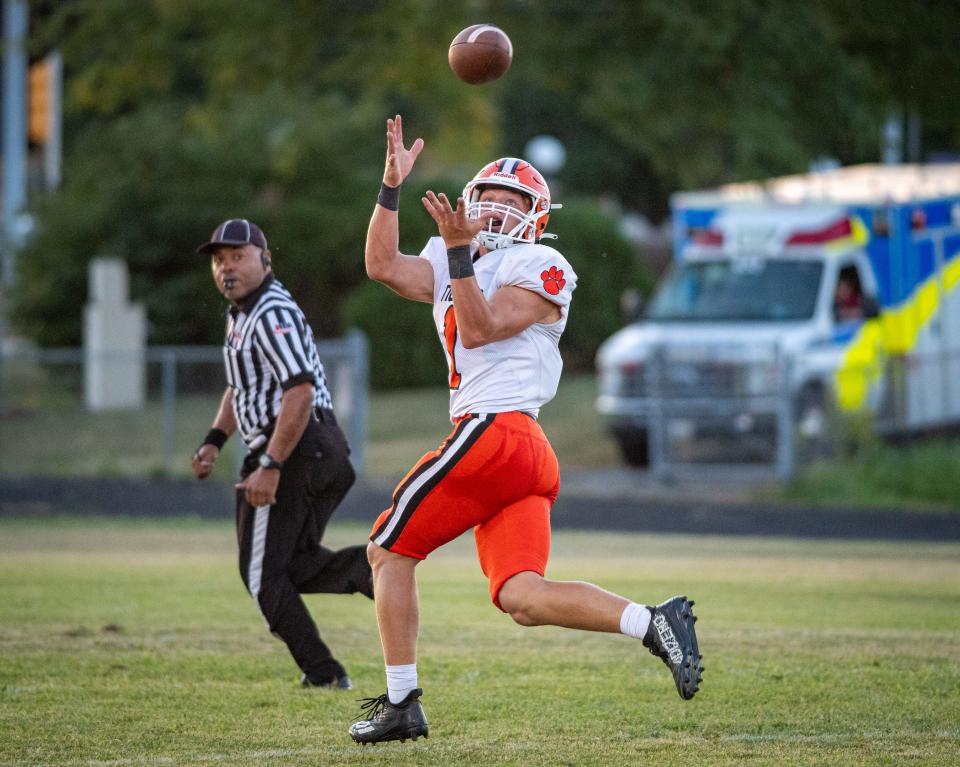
524, 135, 566, 175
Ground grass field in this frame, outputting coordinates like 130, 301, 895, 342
2, 518, 958, 766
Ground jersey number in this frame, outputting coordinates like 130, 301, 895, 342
443, 305, 462, 389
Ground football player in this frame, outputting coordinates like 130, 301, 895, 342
348, 115, 703, 745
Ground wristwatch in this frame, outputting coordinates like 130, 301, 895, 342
258, 452, 283, 471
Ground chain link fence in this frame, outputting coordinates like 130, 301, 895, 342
0, 330, 369, 478
640, 343, 794, 481
606, 342, 960, 482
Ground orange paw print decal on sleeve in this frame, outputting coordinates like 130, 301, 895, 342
540, 265, 566, 295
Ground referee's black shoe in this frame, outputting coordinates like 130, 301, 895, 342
642, 595, 703, 700
302, 673, 353, 690
348, 688, 429, 745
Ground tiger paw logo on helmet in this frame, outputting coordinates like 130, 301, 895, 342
541, 266, 566, 295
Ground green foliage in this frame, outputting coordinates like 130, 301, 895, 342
785, 436, 960, 510
19, 2, 504, 346
15, 89, 386, 344
823, 0, 960, 154
510, 0, 881, 195
17, 1, 960, 350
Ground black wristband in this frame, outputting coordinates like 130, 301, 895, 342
377, 182, 400, 211
447, 244, 475, 279
201, 428, 228, 451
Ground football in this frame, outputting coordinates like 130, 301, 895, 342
448, 24, 513, 85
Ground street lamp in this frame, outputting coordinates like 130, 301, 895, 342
524, 135, 566, 176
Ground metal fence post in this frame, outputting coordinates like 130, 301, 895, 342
345, 328, 369, 476
648, 346, 669, 482
160, 349, 177, 476
774, 350, 794, 481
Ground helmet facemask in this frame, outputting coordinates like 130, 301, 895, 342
468, 191, 544, 251
462, 158, 559, 251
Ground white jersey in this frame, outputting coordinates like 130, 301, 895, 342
420, 236, 577, 420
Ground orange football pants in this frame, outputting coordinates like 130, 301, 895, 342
369, 411, 560, 609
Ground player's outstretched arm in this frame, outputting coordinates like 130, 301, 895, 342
365, 114, 434, 303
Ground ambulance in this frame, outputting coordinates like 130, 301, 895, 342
595, 164, 960, 466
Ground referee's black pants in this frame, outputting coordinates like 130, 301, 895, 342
236, 411, 371, 683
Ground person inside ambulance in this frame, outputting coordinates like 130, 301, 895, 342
833, 268, 865, 322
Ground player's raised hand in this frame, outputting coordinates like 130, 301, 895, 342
384, 115, 424, 187
421, 190, 495, 248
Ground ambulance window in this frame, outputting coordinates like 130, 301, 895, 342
648, 259, 822, 321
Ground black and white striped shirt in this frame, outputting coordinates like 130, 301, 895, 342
222, 275, 333, 446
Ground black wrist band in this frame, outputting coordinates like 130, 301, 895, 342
201, 428, 228, 450
377, 182, 400, 211
447, 244, 475, 279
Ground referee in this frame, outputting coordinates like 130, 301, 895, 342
191, 218, 372, 690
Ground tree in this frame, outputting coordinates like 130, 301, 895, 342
15, 0, 958, 351
17, 1, 504, 345
502, 0, 884, 204
820, 0, 960, 160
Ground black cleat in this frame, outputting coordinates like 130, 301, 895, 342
348, 688, 429, 745
642, 595, 703, 700
302, 673, 353, 690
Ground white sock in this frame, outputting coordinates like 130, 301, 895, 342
619, 602, 652, 639
386, 663, 418, 705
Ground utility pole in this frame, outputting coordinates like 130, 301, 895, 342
2, 0, 28, 289
0, 0, 26, 423
0, 0, 26, 411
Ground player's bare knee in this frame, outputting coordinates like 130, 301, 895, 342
499, 572, 545, 626
367, 541, 418, 573
367, 541, 393, 571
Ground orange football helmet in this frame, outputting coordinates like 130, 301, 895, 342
462, 158, 559, 250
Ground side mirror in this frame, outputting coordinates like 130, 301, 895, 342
862, 296, 880, 319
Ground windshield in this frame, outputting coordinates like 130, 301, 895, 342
647, 258, 823, 322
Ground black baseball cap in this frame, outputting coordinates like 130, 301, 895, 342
196, 218, 268, 255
